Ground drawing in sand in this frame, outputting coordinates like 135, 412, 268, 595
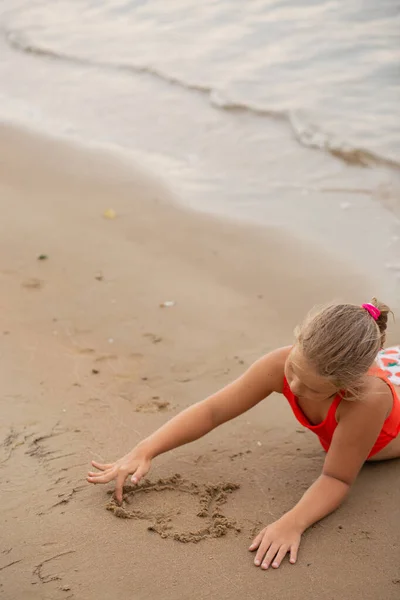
88, 299, 400, 570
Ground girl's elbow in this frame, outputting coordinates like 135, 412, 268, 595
322, 471, 353, 488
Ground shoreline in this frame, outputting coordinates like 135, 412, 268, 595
1, 22, 400, 283
2, 118, 400, 302
1, 123, 399, 599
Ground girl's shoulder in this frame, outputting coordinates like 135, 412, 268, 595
256, 346, 291, 393
338, 375, 393, 422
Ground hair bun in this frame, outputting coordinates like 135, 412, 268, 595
371, 297, 391, 347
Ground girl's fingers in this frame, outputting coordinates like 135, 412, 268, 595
254, 537, 271, 566
261, 543, 279, 570
271, 546, 289, 569
87, 471, 111, 479
249, 528, 266, 551
131, 463, 148, 484
87, 466, 115, 477
91, 461, 114, 471
114, 472, 128, 505
289, 541, 299, 565
131, 470, 139, 484
87, 467, 117, 484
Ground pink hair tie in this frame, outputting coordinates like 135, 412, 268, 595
362, 303, 381, 321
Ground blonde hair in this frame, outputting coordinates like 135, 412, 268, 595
295, 298, 392, 397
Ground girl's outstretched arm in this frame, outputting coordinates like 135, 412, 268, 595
87, 347, 288, 503
250, 380, 390, 570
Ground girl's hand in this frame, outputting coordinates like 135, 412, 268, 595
249, 514, 302, 569
87, 446, 152, 504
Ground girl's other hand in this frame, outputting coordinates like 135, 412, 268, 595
249, 514, 302, 570
87, 447, 152, 504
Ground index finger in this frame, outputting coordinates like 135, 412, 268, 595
249, 528, 266, 551
114, 472, 127, 505
289, 541, 299, 564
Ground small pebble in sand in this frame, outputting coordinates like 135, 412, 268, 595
103, 208, 116, 219
92, 369, 100, 375
160, 300, 176, 308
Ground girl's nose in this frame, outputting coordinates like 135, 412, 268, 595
289, 377, 304, 397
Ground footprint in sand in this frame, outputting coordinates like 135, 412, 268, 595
22, 277, 43, 290
106, 474, 241, 543
143, 333, 163, 344
134, 399, 171, 413
229, 450, 252, 461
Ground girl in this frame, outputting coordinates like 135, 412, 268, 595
87, 299, 400, 570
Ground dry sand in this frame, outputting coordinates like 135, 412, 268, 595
1, 124, 399, 600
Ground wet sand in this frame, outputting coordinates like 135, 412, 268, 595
1, 124, 399, 600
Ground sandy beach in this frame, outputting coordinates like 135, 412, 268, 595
1, 123, 399, 600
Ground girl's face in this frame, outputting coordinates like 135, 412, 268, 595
284, 347, 338, 402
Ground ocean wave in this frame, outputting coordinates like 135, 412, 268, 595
212, 95, 400, 171
4, 28, 400, 172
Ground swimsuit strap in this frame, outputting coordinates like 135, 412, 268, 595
326, 391, 343, 423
